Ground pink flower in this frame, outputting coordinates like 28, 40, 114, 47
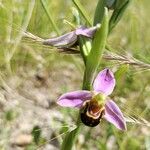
43, 26, 98, 48
57, 69, 127, 130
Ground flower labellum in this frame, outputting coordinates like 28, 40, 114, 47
43, 26, 98, 48
57, 68, 127, 130
80, 99, 105, 127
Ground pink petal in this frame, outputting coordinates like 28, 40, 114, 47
104, 100, 127, 130
43, 31, 77, 48
93, 68, 116, 96
57, 90, 92, 108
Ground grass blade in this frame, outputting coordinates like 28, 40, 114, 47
40, 0, 60, 35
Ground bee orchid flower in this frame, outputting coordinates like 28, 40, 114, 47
43, 25, 99, 48
57, 68, 127, 130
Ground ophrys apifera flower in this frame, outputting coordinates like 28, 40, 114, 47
57, 68, 126, 130
43, 26, 99, 48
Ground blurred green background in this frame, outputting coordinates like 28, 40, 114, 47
0, 0, 150, 150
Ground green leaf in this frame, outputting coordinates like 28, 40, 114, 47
115, 0, 128, 9
109, 0, 130, 32
83, 7, 109, 90
93, 0, 106, 25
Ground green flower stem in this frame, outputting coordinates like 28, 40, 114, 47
60, 8, 109, 150
78, 37, 92, 64
78, 37, 87, 64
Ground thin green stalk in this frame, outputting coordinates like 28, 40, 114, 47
78, 37, 87, 64
40, 0, 60, 35
78, 37, 91, 64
